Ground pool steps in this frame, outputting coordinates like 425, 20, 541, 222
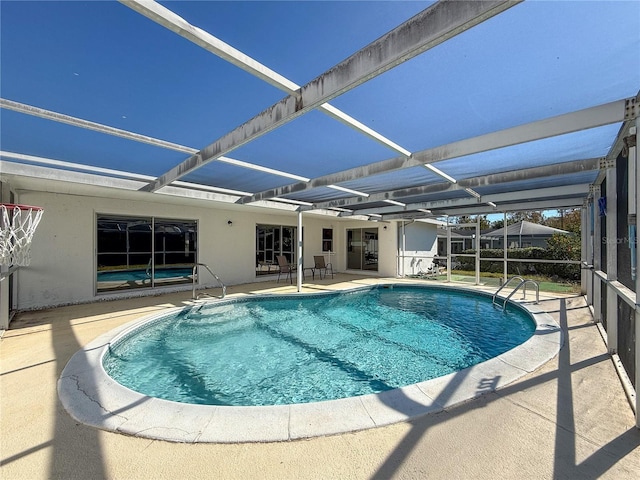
192, 263, 226, 300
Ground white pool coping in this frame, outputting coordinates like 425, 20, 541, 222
58, 284, 563, 444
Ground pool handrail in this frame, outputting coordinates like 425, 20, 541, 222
192, 263, 226, 300
493, 276, 539, 311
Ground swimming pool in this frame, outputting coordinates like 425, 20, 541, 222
103, 286, 535, 406
58, 282, 562, 443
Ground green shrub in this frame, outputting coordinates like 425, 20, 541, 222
455, 235, 580, 281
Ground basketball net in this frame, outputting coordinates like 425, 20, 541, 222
0, 204, 44, 267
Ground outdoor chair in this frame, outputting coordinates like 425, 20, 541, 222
313, 255, 334, 280
276, 255, 296, 284
423, 263, 439, 279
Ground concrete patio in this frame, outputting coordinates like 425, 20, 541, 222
2, 275, 639, 479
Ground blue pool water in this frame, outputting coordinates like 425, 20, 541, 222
97, 267, 192, 282
103, 286, 535, 406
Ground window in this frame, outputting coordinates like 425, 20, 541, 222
96, 215, 197, 293
322, 228, 333, 252
256, 224, 298, 276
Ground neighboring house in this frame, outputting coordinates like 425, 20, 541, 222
437, 220, 571, 254
481, 221, 571, 249
436, 228, 476, 256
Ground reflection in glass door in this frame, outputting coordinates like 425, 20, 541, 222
256, 224, 297, 276
346, 228, 378, 271
97, 215, 197, 293
153, 219, 197, 287
347, 229, 362, 269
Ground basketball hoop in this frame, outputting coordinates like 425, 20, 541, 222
0, 203, 44, 267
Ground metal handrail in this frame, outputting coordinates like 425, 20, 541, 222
493, 276, 539, 311
192, 263, 226, 300
492, 276, 524, 306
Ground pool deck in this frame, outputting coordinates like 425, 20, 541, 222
2, 275, 640, 479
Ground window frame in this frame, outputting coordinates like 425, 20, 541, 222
96, 214, 197, 294
256, 223, 299, 276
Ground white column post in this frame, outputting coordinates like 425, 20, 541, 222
0, 270, 9, 330
0, 182, 11, 329
606, 159, 618, 353
503, 212, 508, 284
446, 217, 452, 282
581, 203, 588, 296
593, 188, 602, 322
401, 221, 406, 277
297, 210, 303, 292
630, 121, 639, 428
475, 216, 480, 285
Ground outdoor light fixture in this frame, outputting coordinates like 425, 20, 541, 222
384, 199, 406, 207
487, 201, 497, 208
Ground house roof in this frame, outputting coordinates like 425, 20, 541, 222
1, 1, 638, 220
482, 221, 570, 238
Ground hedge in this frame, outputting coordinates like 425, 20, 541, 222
455, 246, 580, 280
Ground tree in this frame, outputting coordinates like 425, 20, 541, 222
544, 232, 581, 279
490, 219, 504, 229
452, 215, 491, 230
545, 208, 581, 233
508, 210, 545, 225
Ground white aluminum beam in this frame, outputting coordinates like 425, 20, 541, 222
425, 198, 587, 217
120, 0, 299, 93
121, 1, 413, 158
142, 0, 520, 192
0, 151, 253, 196
327, 183, 590, 215
0, 100, 315, 184
0, 160, 150, 191
242, 98, 632, 204
0, 98, 197, 154
311, 158, 601, 210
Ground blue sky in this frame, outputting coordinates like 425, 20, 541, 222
1, 1, 639, 195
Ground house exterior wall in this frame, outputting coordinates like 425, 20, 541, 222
340, 221, 398, 277
398, 221, 439, 276
12, 190, 399, 310
489, 236, 554, 249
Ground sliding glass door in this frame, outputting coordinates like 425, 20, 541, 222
347, 228, 378, 271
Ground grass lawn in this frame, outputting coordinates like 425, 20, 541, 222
411, 270, 580, 294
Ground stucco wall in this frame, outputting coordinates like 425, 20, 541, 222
12, 190, 400, 310
398, 221, 439, 276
